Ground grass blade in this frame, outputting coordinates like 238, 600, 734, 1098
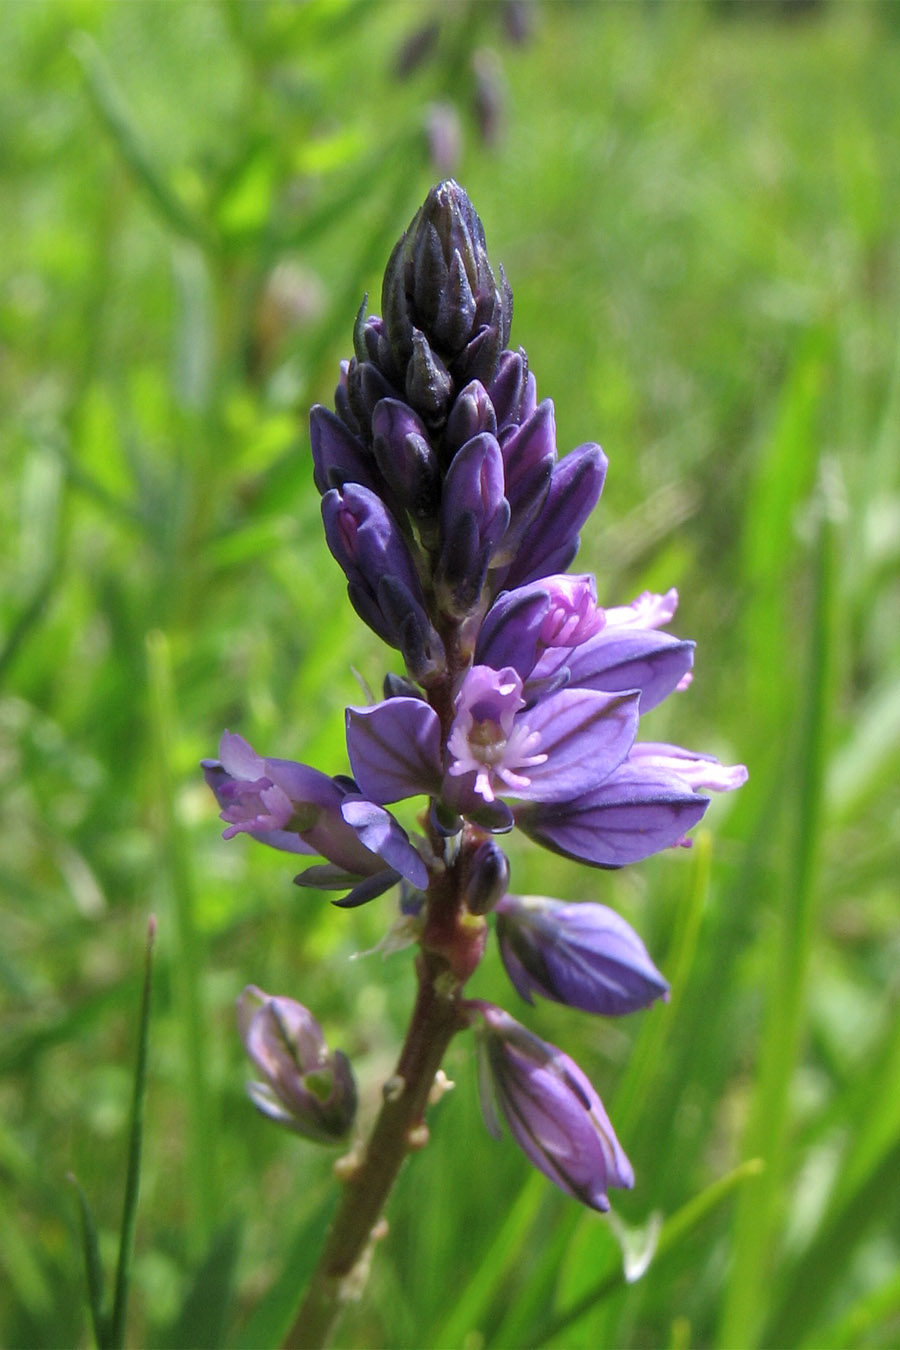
68, 1174, 109, 1349
109, 917, 157, 1349
147, 631, 218, 1250
720, 484, 838, 1346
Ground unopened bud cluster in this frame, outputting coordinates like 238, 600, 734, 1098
206, 182, 746, 1210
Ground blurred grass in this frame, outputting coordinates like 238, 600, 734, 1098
2, 1, 900, 1346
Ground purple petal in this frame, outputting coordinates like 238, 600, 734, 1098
511, 688, 640, 803
331, 870, 403, 908
543, 629, 695, 713
340, 797, 428, 888
346, 700, 443, 804
516, 764, 710, 867
628, 742, 748, 792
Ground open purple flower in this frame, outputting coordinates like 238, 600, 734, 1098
345, 666, 640, 817
203, 731, 427, 905
495, 894, 669, 1015
469, 1000, 633, 1210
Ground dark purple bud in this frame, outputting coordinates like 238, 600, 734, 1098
494, 400, 557, 558
474, 586, 552, 680
371, 398, 441, 523
469, 1000, 633, 1210
472, 48, 505, 147
309, 405, 379, 495
433, 249, 478, 353
394, 19, 440, 77
383, 672, 426, 700
489, 349, 536, 431
377, 574, 447, 683
453, 320, 507, 389
461, 839, 510, 915
344, 357, 400, 441
381, 180, 512, 377
405, 329, 454, 425
444, 379, 498, 460
502, 442, 608, 589
237, 986, 357, 1142
437, 433, 510, 613
495, 895, 670, 1015
321, 484, 426, 647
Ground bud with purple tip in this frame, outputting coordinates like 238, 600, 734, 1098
469, 1001, 633, 1211
495, 895, 670, 1015
237, 987, 357, 1143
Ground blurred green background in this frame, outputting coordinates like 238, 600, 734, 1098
3, 1, 900, 1346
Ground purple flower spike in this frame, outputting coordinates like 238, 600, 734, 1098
206, 181, 748, 1225
237, 986, 357, 1142
495, 895, 670, 1015
469, 1001, 633, 1210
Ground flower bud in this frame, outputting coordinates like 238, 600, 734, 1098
237, 986, 357, 1143
468, 1001, 633, 1210
380, 180, 512, 383
461, 839, 510, 915
495, 895, 669, 1015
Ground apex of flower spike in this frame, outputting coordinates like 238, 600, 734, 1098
379, 180, 513, 412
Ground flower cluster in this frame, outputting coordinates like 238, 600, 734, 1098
205, 181, 746, 1212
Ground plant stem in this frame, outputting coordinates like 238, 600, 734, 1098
283, 950, 465, 1349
